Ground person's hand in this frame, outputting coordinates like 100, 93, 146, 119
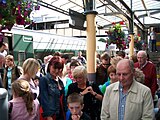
87, 86, 94, 94
87, 86, 98, 97
81, 86, 92, 95
47, 116, 53, 120
71, 114, 80, 120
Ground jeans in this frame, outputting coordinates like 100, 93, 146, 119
8, 88, 12, 101
150, 39, 157, 52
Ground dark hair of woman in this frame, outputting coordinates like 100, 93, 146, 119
47, 56, 64, 73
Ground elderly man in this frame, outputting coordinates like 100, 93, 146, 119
101, 59, 154, 120
134, 50, 158, 98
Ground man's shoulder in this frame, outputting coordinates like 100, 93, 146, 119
147, 61, 156, 66
105, 82, 119, 91
134, 80, 151, 91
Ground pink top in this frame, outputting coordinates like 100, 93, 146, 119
8, 97, 39, 120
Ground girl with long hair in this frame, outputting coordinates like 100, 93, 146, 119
8, 79, 39, 120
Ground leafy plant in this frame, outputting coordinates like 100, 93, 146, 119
0, 0, 39, 31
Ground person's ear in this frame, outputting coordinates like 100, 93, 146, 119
67, 104, 70, 110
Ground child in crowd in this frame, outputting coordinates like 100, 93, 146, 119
8, 79, 39, 120
99, 65, 118, 94
32, 75, 40, 99
33, 76, 40, 88
67, 92, 91, 120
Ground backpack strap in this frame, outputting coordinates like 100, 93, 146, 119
8, 102, 13, 120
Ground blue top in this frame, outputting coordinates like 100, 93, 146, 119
99, 78, 111, 94
64, 77, 73, 96
7, 68, 12, 89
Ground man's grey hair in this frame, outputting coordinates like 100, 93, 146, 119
128, 59, 134, 72
117, 59, 134, 73
137, 50, 147, 58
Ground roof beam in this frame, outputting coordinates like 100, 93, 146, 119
34, 1, 69, 15
104, 0, 144, 31
103, 12, 121, 16
134, 8, 160, 12
118, 0, 145, 29
138, 10, 160, 18
141, 0, 150, 16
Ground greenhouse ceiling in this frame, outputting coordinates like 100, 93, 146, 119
31, 0, 160, 31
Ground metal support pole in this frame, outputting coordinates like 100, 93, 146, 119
129, 0, 134, 58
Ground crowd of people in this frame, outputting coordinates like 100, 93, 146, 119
0, 48, 160, 120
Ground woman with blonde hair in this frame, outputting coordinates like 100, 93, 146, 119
110, 56, 123, 68
21, 58, 40, 81
8, 79, 39, 120
18, 58, 40, 98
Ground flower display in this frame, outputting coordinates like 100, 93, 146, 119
106, 23, 126, 50
0, 0, 39, 31
0, 0, 39, 41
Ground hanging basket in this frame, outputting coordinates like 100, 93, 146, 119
0, 0, 39, 31
106, 23, 126, 50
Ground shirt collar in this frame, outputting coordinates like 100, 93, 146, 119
140, 61, 148, 69
127, 80, 138, 94
113, 80, 138, 94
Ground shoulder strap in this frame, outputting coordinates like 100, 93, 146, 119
9, 102, 13, 119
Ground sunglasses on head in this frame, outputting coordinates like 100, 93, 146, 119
102, 63, 110, 66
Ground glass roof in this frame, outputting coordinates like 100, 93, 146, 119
31, 0, 160, 30
122, 0, 160, 16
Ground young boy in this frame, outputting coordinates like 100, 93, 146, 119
67, 92, 91, 120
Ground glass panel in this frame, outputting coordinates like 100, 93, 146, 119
30, 0, 160, 36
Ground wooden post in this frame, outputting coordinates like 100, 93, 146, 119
86, 14, 97, 82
